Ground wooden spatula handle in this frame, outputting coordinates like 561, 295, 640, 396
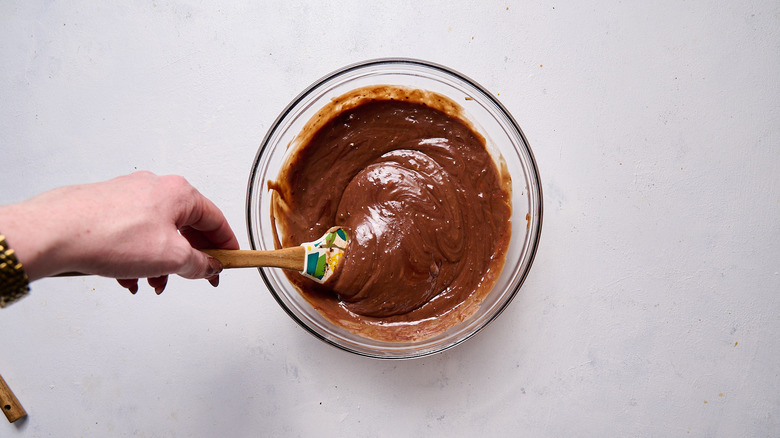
202, 247, 305, 271
0, 374, 26, 423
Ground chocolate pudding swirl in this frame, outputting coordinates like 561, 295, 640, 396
269, 86, 511, 342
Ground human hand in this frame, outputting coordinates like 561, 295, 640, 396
0, 171, 239, 294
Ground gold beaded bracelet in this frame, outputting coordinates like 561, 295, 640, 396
0, 235, 29, 308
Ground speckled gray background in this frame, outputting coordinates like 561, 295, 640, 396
1, 1, 778, 436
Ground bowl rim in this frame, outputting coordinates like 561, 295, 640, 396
245, 57, 544, 359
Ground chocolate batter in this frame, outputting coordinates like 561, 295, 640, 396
269, 86, 511, 342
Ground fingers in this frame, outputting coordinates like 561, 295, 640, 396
117, 274, 217, 295
118, 278, 165, 295
174, 180, 240, 251
117, 278, 139, 294
176, 246, 224, 280
147, 276, 169, 295
167, 176, 237, 281
180, 225, 218, 250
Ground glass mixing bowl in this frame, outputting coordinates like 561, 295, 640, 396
246, 58, 542, 359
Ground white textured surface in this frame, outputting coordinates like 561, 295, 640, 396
1, 1, 778, 436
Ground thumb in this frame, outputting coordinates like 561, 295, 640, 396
178, 248, 224, 279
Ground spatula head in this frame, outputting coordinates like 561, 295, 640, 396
300, 226, 349, 283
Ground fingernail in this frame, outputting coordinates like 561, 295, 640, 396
206, 256, 223, 276
208, 275, 220, 288
155, 286, 165, 295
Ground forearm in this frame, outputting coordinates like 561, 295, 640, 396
0, 196, 72, 281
